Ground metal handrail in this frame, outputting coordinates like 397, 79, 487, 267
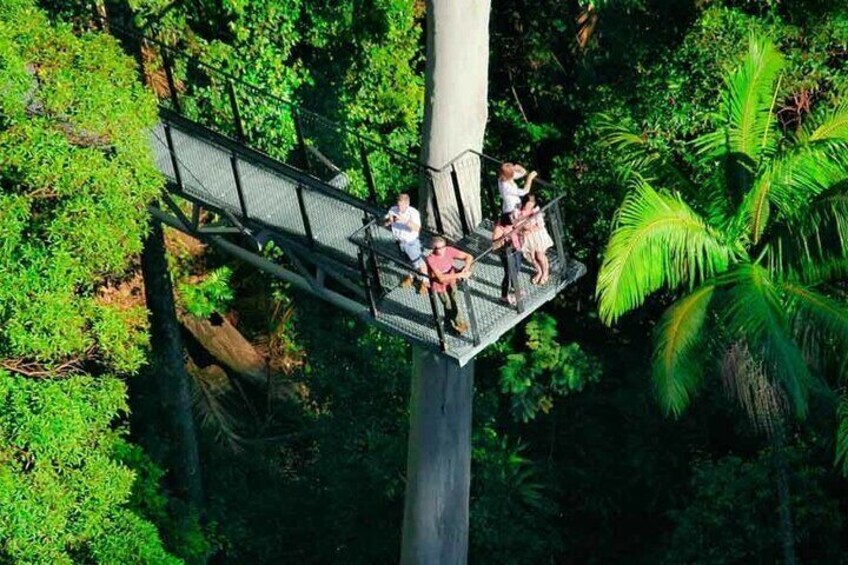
93, 11, 573, 199
474, 190, 569, 265
94, 6, 578, 354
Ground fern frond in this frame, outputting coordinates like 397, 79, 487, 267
652, 284, 714, 417
597, 178, 733, 324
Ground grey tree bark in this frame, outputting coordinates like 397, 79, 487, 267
401, 349, 475, 565
141, 218, 204, 508
419, 0, 491, 240
401, 2, 491, 562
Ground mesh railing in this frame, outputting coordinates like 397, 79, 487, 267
349, 190, 575, 351
98, 12, 584, 354
96, 16, 513, 233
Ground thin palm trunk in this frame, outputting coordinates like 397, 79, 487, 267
773, 424, 796, 565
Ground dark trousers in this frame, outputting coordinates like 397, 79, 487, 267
437, 285, 465, 329
499, 249, 522, 297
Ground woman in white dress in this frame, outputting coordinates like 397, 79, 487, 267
513, 193, 554, 285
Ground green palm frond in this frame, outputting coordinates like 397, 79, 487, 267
837, 397, 848, 476
763, 182, 848, 282
800, 100, 848, 143
722, 35, 784, 162
718, 263, 812, 419
782, 282, 848, 372
735, 140, 848, 244
652, 284, 714, 417
598, 116, 694, 192
597, 178, 734, 324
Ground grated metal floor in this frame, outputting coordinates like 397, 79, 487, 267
150, 118, 586, 365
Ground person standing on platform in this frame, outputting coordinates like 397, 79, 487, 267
385, 193, 429, 295
425, 236, 472, 335
492, 213, 524, 305
515, 193, 554, 285
498, 162, 538, 214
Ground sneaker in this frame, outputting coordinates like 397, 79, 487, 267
400, 275, 414, 289
500, 294, 516, 306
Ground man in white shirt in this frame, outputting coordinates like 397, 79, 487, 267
384, 193, 429, 294
498, 162, 538, 214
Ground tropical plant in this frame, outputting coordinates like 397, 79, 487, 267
596, 35, 848, 460
499, 313, 601, 422
179, 266, 235, 319
0, 1, 182, 560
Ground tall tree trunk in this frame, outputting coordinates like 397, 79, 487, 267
141, 218, 203, 508
402, 2, 490, 562
419, 0, 491, 239
773, 425, 796, 565
401, 348, 474, 565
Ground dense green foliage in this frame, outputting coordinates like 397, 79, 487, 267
0, 1, 178, 562
16, 0, 848, 562
597, 35, 848, 439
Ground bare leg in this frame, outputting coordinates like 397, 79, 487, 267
538, 252, 550, 284
531, 255, 542, 284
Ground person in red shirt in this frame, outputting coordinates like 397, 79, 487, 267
425, 236, 473, 335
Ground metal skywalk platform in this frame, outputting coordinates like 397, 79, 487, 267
130, 26, 585, 365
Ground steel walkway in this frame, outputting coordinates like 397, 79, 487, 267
127, 25, 586, 365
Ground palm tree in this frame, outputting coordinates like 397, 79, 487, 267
595, 36, 848, 564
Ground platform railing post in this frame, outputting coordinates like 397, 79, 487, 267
292, 108, 310, 172
461, 279, 481, 346
450, 163, 470, 236
551, 201, 568, 278
162, 50, 181, 115
163, 123, 184, 192
428, 175, 445, 235
227, 79, 245, 142
295, 183, 314, 249
363, 224, 385, 297
359, 141, 378, 205
358, 250, 379, 317
485, 169, 498, 218
509, 248, 526, 314
230, 153, 248, 220
428, 287, 447, 352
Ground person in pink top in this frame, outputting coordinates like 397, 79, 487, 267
514, 193, 554, 285
425, 236, 473, 335
492, 212, 524, 305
